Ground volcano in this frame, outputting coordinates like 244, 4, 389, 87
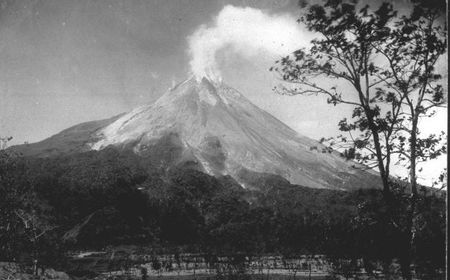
12, 77, 381, 190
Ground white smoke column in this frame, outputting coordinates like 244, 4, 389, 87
188, 5, 312, 82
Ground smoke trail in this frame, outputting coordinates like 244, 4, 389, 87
187, 5, 312, 81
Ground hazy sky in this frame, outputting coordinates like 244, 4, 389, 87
0, 0, 305, 142
0, 0, 447, 184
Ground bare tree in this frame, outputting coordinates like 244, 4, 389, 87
14, 208, 57, 275
0, 136, 13, 150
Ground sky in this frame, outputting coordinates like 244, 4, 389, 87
0, 0, 447, 185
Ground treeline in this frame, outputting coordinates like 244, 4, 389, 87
0, 148, 446, 277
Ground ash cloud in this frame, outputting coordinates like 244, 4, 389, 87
187, 5, 312, 82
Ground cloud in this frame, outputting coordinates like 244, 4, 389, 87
187, 5, 312, 82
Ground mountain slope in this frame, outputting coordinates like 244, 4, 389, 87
10, 114, 123, 157
11, 77, 381, 190
89, 77, 380, 190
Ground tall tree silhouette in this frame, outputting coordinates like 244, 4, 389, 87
271, 0, 446, 278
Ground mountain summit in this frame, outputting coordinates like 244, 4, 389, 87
12, 77, 380, 190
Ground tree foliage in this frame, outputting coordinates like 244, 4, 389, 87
0, 147, 445, 278
271, 0, 447, 195
270, 1, 446, 278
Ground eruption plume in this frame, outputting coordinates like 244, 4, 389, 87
187, 5, 311, 82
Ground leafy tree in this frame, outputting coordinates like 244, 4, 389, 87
271, 0, 446, 278
271, 1, 399, 194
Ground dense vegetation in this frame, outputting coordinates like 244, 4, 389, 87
0, 148, 446, 277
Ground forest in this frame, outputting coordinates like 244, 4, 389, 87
0, 148, 446, 278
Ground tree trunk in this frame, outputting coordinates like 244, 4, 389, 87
308, 263, 312, 280
401, 194, 417, 280
32, 259, 38, 276
400, 248, 412, 280
400, 117, 419, 280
